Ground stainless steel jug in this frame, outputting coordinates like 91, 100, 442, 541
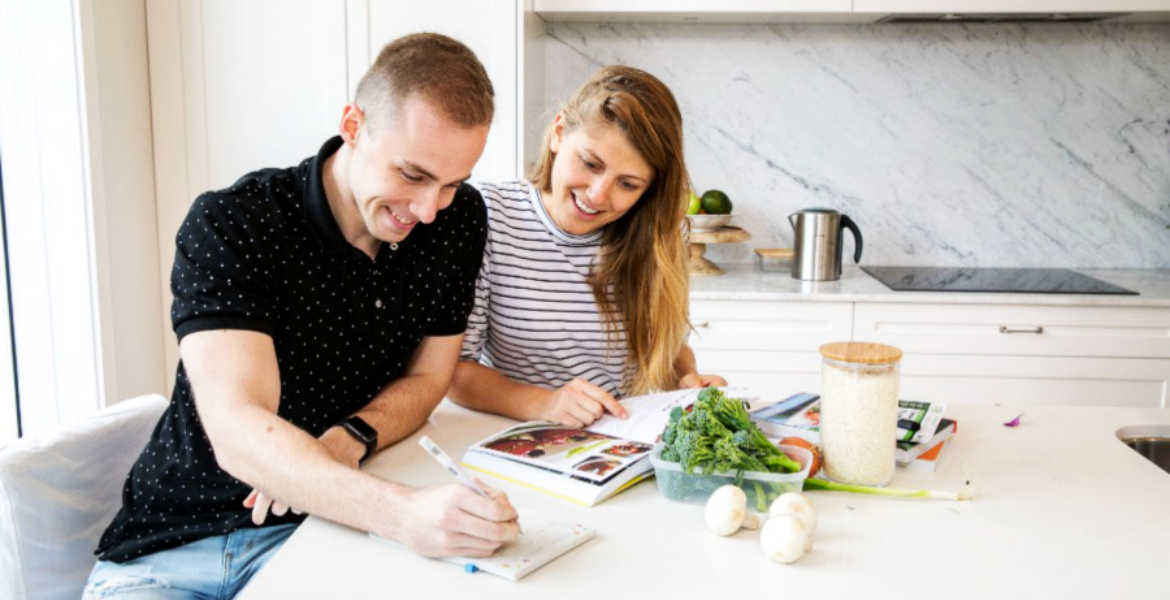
789, 208, 863, 281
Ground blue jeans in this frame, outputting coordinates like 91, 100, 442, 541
82, 524, 298, 600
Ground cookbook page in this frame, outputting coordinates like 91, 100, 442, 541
466, 422, 653, 484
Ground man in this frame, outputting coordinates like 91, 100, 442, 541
83, 33, 520, 599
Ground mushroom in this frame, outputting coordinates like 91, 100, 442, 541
760, 515, 808, 564
704, 485, 760, 536
769, 493, 817, 552
769, 493, 817, 531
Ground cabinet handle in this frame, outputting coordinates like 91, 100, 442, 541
694, 321, 710, 329
999, 326, 1044, 335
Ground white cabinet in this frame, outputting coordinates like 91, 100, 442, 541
853, 303, 1170, 407
893, 354, 1170, 408
688, 300, 852, 395
852, 303, 1170, 359
358, 0, 520, 181
689, 298, 1170, 408
852, 0, 1170, 14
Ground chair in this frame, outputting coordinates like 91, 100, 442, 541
0, 393, 168, 600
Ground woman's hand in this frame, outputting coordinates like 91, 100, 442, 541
677, 373, 728, 389
539, 378, 629, 428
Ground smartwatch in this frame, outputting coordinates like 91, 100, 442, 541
338, 415, 378, 464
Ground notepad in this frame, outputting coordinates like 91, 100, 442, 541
370, 510, 596, 581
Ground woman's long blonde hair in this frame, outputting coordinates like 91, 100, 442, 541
530, 66, 691, 396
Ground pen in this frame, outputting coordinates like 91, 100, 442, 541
418, 436, 491, 498
418, 436, 522, 534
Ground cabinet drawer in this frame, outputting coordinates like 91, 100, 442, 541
854, 303, 1170, 359
689, 300, 852, 352
692, 349, 822, 374
899, 355, 1170, 408
690, 349, 822, 400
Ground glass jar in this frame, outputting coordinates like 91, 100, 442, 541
818, 341, 903, 486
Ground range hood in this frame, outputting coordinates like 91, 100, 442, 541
877, 12, 1131, 23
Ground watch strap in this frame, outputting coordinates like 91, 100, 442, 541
338, 415, 377, 463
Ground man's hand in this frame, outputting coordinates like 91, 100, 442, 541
677, 373, 729, 389
244, 425, 365, 524
390, 481, 521, 558
539, 378, 628, 428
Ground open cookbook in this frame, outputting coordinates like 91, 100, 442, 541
460, 388, 752, 507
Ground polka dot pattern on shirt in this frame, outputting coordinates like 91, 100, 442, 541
95, 136, 487, 563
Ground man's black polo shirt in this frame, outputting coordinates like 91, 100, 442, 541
96, 136, 487, 563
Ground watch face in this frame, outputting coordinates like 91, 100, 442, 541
342, 416, 377, 463
345, 416, 377, 442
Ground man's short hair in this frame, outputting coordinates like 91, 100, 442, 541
355, 33, 495, 131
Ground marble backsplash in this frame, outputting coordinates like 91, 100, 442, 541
541, 22, 1170, 269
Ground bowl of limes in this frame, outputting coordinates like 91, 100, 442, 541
686, 189, 734, 232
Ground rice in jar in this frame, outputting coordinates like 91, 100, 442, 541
818, 342, 903, 486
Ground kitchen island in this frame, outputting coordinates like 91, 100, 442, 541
239, 400, 1170, 599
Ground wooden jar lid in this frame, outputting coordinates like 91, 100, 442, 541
819, 341, 903, 365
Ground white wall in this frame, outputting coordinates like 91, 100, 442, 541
146, 0, 349, 392
81, 0, 167, 406
146, 1, 523, 391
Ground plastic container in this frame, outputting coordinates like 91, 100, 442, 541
818, 341, 903, 486
648, 443, 812, 510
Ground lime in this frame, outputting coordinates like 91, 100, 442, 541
686, 190, 702, 215
701, 190, 733, 215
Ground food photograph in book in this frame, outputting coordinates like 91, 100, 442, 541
474, 424, 653, 483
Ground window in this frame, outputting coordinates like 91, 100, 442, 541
0, 158, 16, 444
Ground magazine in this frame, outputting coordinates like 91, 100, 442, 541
749, 392, 821, 442
897, 400, 947, 444
901, 439, 949, 473
895, 419, 957, 465
460, 388, 752, 507
751, 393, 953, 453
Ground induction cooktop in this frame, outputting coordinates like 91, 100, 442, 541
861, 266, 1139, 295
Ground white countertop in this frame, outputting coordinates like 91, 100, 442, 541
239, 400, 1170, 599
692, 265, 1170, 307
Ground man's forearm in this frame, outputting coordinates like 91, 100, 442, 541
202, 400, 407, 535
350, 372, 451, 455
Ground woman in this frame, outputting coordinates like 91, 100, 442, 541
449, 65, 726, 428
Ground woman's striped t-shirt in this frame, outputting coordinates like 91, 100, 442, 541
460, 180, 633, 398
